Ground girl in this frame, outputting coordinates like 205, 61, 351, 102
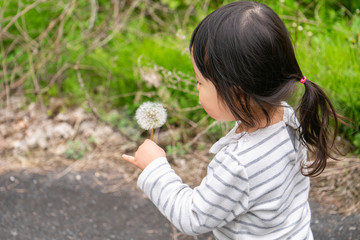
123, 1, 341, 239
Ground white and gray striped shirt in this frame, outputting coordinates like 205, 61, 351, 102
138, 105, 313, 239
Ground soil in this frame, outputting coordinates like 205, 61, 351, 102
0, 169, 359, 240
0, 169, 212, 240
1, 97, 359, 239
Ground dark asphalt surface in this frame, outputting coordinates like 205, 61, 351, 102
0, 170, 359, 240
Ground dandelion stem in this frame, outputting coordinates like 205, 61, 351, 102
150, 128, 154, 141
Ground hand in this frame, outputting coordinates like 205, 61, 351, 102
122, 139, 166, 170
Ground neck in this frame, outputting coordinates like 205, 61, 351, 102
236, 107, 284, 133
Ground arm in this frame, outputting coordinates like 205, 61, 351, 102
123, 140, 249, 235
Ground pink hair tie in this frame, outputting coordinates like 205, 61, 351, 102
300, 76, 307, 84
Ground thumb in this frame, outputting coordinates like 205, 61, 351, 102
122, 154, 135, 163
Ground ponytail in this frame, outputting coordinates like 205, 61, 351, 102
298, 79, 341, 177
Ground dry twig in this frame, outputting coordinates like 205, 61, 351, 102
0, 0, 47, 38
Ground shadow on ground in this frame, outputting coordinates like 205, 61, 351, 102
0, 170, 359, 240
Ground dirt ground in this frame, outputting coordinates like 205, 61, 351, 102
0, 168, 359, 240
1, 97, 360, 239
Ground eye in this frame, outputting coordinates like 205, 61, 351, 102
196, 81, 201, 85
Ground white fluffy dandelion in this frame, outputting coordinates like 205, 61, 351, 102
135, 101, 167, 140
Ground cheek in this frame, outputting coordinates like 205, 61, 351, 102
198, 91, 205, 108
198, 91, 207, 108
199, 92, 235, 121
199, 91, 216, 116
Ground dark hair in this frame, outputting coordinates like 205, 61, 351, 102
190, 1, 341, 177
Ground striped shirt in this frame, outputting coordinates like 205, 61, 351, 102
138, 104, 313, 239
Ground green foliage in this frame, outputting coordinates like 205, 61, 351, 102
289, 4, 360, 149
1, 0, 359, 154
64, 141, 88, 160
353, 133, 360, 154
167, 142, 188, 157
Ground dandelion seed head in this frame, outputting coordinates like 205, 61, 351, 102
135, 102, 167, 130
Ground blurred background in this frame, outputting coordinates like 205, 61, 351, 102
0, 0, 359, 221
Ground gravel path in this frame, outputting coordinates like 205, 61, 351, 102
0, 170, 359, 240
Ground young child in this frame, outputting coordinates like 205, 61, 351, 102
122, 1, 341, 239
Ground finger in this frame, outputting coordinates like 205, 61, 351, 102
122, 154, 135, 163
144, 139, 153, 143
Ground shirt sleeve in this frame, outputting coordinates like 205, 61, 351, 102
137, 150, 250, 235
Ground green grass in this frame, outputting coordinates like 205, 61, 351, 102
1, 0, 359, 152
293, 14, 360, 149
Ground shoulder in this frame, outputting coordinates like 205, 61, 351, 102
225, 122, 295, 165
208, 142, 251, 184
282, 102, 300, 130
